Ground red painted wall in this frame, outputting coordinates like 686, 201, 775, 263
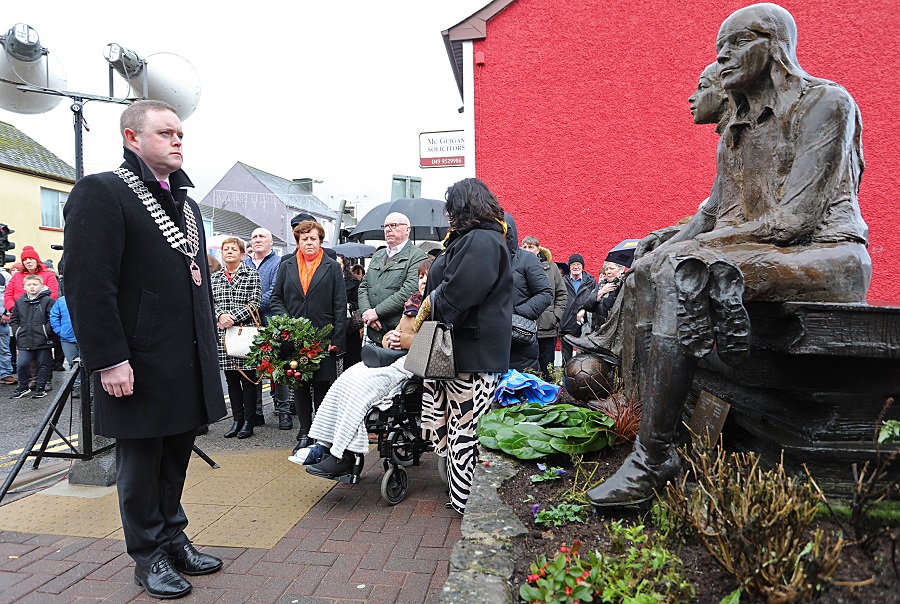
473, 0, 900, 302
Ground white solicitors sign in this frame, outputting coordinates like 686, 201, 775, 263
419, 130, 465, 168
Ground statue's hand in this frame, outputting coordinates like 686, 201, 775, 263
634, 233, 661, 260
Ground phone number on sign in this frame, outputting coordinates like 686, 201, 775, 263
428, 157, 463, 165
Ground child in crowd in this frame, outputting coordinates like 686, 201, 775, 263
49, 295, 80, 398
9, 274, 55, 399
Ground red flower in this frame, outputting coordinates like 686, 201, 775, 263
565, 586, 572, 596
260, 343, 272, 352
281, 330, 291, 340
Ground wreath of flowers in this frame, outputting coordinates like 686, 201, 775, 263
247, 314, 332, 386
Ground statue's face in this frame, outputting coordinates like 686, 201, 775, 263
688, 70, 727, 125
716, 23, 771, 92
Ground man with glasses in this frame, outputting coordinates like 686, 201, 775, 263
358, 212, 427, 345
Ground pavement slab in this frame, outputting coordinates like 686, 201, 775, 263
0, 445, 460, 603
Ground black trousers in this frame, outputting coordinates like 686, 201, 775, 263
293, 380, 329, 434
115, 430, 195, 566
537, 336, 558, 376
224, 369, 256, 424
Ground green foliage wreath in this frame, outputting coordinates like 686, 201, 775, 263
477, 403, 615, 460
246, 314, 332, 387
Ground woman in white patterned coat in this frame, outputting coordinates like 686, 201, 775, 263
212, 237, 261, 439
291, 259, 432, 478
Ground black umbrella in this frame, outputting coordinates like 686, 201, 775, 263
330, 242, 376, 258
605, 239, 640, 268
349, 198, 449, 242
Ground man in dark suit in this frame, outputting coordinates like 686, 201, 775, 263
63, 100, 226, 599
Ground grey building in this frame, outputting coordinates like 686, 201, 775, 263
200, 162, 337, 248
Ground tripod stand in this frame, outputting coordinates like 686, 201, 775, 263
0, 361, 218, 504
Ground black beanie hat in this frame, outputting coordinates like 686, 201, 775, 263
568, 253, 585, 267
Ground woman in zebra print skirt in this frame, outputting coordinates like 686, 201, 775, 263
421, 178, 513, 514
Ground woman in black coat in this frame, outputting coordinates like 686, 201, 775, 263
421, 178, 513, 514
270, 221, 347, 449
504, 213, 552, 372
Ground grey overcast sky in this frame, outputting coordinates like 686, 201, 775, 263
0, 0, 487, 217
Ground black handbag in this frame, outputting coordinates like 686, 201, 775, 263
361, 344, 406, 368
511, 314, 538, 345
404, 321, 457, 380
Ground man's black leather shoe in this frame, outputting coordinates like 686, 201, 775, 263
134, 556, 192, 599
169, 543, 223, 576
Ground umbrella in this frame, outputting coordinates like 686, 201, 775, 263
331, 242, 376, 258
349, 198, 449, 242
605, 239, 641, 268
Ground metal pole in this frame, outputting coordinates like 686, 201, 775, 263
71, 98, 84, 180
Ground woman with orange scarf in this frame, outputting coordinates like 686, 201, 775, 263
270, 221, 347, 447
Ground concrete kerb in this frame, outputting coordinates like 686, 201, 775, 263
440, 450, 526, 604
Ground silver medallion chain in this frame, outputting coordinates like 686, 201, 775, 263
114, 167, 200, 261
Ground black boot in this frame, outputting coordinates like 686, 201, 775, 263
588, 335, 693, 507
236, 420, 254, 439
296, 431, 312, 449
278, 413, 293, 430
223, 420, 241, 438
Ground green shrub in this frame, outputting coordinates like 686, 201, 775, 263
660, 446, 842, 602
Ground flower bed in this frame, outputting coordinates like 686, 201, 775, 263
495, 438, 900, 604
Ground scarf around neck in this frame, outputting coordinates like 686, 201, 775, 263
296, 248, 323, 294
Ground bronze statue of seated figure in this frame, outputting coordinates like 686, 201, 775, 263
586, 2, 871, 507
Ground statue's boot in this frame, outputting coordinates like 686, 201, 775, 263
561, 332, 621, 366
588, 335, 693, 507
708, 260, 751, 367
673, 258, 714, 358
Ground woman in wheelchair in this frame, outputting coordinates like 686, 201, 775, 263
290, 259, 432, 479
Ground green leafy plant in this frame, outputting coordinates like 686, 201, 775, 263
660, 444, 842, 603
477, 403, 615, 460
545, 362, 565, 386
820, 397, 900, 567
879, 419, 900, 445
519, 525, 694, 604
531, 463, 566, 483
534, 503, 588, 527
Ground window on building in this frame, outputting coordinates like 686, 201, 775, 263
41, 188, 68, 229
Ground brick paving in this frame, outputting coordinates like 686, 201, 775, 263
0, 454, 460, 603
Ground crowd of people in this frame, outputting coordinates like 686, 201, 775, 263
0, 246, 78, 399
23, 99, 626, 599
10, 3, 862, 597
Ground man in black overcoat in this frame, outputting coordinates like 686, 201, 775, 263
63, 100, 226, 599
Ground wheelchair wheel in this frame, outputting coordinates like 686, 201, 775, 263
388, 429, 416, 467
381, 466, 408, 505
437, 455, 449, 487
